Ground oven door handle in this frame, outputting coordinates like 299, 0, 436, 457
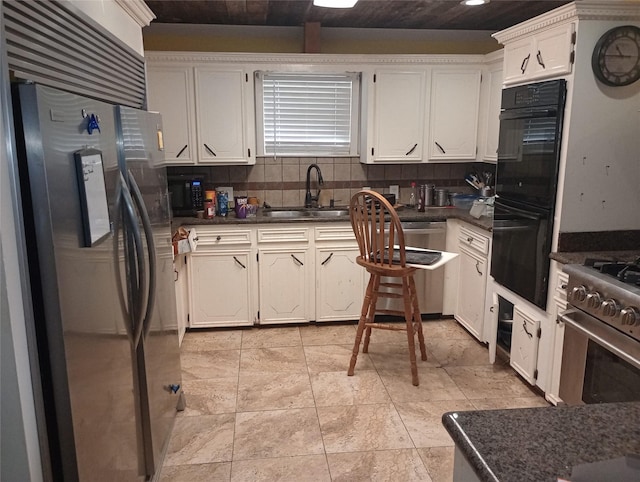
559, 310, 640, 370
500, 108, 557, 121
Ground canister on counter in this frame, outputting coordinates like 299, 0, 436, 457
435, 188, 449, 207
425, 184, 435, 206
203, 198, 215, 219
234, 196, 248, 219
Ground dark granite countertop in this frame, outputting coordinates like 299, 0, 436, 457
442, 402, 640, 482
173, 206, 494, 232
550, 251, 640, 265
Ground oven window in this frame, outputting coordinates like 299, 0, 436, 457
583, 340, 640, 404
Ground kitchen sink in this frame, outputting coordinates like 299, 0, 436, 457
263, 208, 349, 219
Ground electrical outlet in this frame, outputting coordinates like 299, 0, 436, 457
389, 185, 399, 199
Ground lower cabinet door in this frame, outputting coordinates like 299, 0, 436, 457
316, 246, 364, 322
510, 307, 540, 384
189, 250, 254, 327
259, 248, 311, 324
455, 246, 487, 340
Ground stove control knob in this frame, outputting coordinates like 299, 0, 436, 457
601, 299, 620, 318
586, 292, 602, 309
620, 307, 640, 326
571, 285, 587, 303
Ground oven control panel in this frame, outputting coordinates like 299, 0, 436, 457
567, 277, 640, 341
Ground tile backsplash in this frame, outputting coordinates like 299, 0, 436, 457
168, 157, 489, 207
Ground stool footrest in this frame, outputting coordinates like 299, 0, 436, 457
364, 322, 407, 331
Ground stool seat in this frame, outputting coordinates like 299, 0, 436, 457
348, 190, 427, 386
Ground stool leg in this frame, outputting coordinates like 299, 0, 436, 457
363, 274, 381, 354
403, 275, 419, 386
410, 275, 427, 361
348, 274, 375, 376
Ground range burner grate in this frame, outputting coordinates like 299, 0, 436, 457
584, 258, 640, 286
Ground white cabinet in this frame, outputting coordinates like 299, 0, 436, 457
147, 65, 196, 164
363, 70, 427, 163
257, 227, 313, 324
510, 307, 541, 384
314, 225, 365, 322
194, 67, 254, 164
174, 254, 189, 345
482, 58, 503, 163
145, 61, 255, 165
428, 69, 481, 161
188, 228, 256, 327
454, 224, 491, 341
547, 264, 569, 405
502, 23, 575, 85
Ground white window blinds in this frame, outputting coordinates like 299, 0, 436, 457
256, 72, 360, 157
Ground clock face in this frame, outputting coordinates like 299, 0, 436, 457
592, 25, 640, 87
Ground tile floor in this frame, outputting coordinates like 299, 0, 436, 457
159, 319, 549, 481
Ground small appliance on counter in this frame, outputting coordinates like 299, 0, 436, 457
168, 175, 204, 216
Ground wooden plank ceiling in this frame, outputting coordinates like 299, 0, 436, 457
145, 0, 572, 31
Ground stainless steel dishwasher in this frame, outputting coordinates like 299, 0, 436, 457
381, 221, 446, 315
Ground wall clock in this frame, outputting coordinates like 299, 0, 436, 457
591, 25, 640, 87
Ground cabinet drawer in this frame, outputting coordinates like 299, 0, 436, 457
554, 270, 569, 303
458, 226, 490, 255
315, 225, 356, 242
195, 228, 252, 246
258, 227, 309, 244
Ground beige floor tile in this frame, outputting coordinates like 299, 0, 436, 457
417, 446, 455, 482
300, 323, 356, 346
367, 343, 440, 372
311, 370, 390, 407
327, 449, 431, 482
181, 350, 240, 381
237, 371, 314, 411
470, 396, 549, 410
421, 319, 473, 340
233, 408, 324, 460
241, 326, 301, 348
181, 330, 243, 352
159, 462, 231, 482
164, 414, 235, 466
378, 367, 466, 403
395, 400, 475, 448
425, 338, 491, 367
304, 344, 375, 374
317, 403, 413, 453
231, 455, 330, 482
444, 364, 539, 399
240, 346, 307, 373
181, 378, 237, 415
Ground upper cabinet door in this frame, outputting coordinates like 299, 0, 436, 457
194, 67, 254, 164
482, 65, 503, 163
147, 65, 196, 164
370, 70, 426, 162
429, 69, 481, 161
503, 23, 574, 86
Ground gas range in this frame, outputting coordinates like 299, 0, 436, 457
564, 259, 640, 342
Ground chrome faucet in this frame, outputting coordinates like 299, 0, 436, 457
304, 163, 324, 208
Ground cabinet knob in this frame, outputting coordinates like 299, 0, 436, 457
467, 236, 474, 243
216, 235, 222, 241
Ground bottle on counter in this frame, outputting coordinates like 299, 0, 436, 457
204, 198, 215, 219
418, 184, 426, 212
408, 182, 416, 209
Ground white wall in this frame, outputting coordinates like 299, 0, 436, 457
558, 19, 640, 233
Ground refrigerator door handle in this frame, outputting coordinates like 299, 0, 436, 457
114, 172, 147, 348
127, 170, 157, 339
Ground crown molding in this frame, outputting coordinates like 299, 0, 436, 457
144, 51, 486, 65
493, 1, 640, 44
114, 0, 156, 27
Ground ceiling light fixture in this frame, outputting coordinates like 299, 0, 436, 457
313, 0, 359, 8
461, 0, 489, 5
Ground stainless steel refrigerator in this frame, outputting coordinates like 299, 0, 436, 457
12, 83, 182, 481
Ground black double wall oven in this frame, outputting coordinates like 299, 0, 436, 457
491, 79, 567, 310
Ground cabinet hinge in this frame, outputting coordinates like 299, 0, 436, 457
248, 148, 251, 157
371, 147, 374, 156
183, 255, 187, 265
373, 74, 376, 82
257, 310, 260, 320
534, 369, 538, 380
187, 313, 190, 322
256, 252, 259, 262
537, 327, 542, 338
245, 73, 249, 82
480, 73, 483, 83
571, 31, 576, 45
569, 51, 575, 65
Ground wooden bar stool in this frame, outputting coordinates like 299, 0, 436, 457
347, 190, 427, 386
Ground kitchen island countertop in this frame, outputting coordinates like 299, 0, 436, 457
173, 206, 494, 231
442, 402, 640, 482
